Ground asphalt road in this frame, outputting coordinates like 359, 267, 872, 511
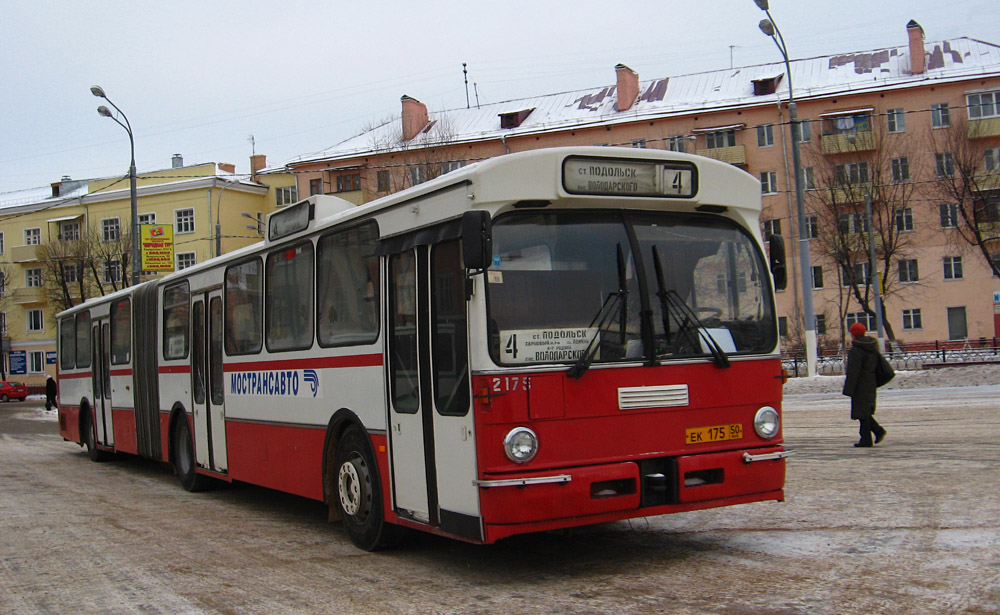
1, 387, 998, 615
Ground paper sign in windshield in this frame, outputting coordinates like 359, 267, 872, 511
500, 328, 598, 363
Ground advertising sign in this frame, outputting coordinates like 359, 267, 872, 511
140, 224, 175, 272
9, 350, 26, 375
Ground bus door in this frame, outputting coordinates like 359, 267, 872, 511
91, 319, 114, 447
387, 241, 479, 539
191, 291, 228, 474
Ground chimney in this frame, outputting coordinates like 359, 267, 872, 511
907, 20, 925, 75
250, 154, 266, 181
616, 64, 640, 112
401, 95, 429, 141
172, 153, 184, 168
218, 162, 236, 174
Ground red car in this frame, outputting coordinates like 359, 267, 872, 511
0, 381, 28, 402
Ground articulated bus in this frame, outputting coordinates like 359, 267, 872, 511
57, 147, 790, 550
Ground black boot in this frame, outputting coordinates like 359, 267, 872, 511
855, 418, 873, 447
872, 420, 887, 444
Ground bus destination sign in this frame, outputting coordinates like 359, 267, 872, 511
563, 157, 696, 198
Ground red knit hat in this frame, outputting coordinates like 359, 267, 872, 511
849, 322, 867, 338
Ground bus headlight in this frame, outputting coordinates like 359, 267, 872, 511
754, 406, 780, 439
504, 427, 538, 463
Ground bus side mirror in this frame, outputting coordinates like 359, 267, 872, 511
461, 210, 492, 271
766, 232, 787, 291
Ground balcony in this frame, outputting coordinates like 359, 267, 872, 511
825, 183, 874, 204
695, 145, 747, 166
821, 131, 875, 155
11, 244, 42, 263
10, 286, 45, 305
968, 117, 1000, 140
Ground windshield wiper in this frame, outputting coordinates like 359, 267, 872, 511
651, 246, 730, 369
568, 244, 628, 379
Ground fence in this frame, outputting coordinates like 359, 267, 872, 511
782, 337, 1000, 377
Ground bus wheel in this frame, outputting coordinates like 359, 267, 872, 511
335, 427, 402, 551
83, 409, 110, 462
172, 416, 210, 492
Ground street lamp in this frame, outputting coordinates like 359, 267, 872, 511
755, 0, 818, 377
91, 85, 140, 287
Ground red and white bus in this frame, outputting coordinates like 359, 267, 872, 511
57, 147, 790, 550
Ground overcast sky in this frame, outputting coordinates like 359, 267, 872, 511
2, 0, 998, 195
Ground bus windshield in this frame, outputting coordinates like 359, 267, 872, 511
487, 211, 777, 367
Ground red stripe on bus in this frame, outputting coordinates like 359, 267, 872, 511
110, 368, 132, 377
224, 354, 383, 372
159, 365, 191, 374
58, 371, 93, 379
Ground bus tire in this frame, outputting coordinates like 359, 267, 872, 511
172, 415, 211, 492
334, 426, 402, 551
83, 408, 110, 462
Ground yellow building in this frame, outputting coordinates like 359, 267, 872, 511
0, 155, 295, 387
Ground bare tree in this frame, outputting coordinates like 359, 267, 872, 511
804, 114, 920, 344
926, 115, 1000, 277
40, 221, 135, 307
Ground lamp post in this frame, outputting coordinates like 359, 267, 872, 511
91, 86, 140, 287
755, 0, 817, 377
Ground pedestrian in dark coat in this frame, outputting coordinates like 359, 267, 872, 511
45, 375, 58, 412
842, 323, 887, 447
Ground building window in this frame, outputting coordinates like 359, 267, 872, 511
943, 256, 963, 280
60, 221, 80, 241
846, 311, 875, 331
936, 152, 955, 178
138, 213, 156, 226
815, 313, 827, 335
891, 157, 910, 182
902, 308, 922, 330
886, 108, 905, 133
842, 262, 869, 287
992, 253, 1000, 276
985, 148, 1000, 172
336, 174, 361, 192
377, 170, 390, 192
762, 219, 781, 236
177, 252, 196, 270
0, 312, 5, 335
175, 208, 195, 234
931, 103, 950, 128
103, 260, 122, 284
440, 160, 466, 175
410, 165, 426, 186
898, 259, 919, 283
101, 217, 121, 242
838, 212, 868, 235
25, 268, 42, 287
29, 351, 45, 374
802, 166, 816, 190
940, 203, 959, 228
777, 316, 788, 337
757, 124, 774, 147
797, 119, 811, 142
760, 171, 778, 194
667, 135, 686, 152
835, 162, 869, 185
25, 228, 40, 246
27, 309, 44, 332
895, 207, 914, 232
805, 216, 819, 239
309, 178, 323, 195
705, 130, 736, 149
0, 232, 4, 254
631, 138, 647, 148
812, 265, 824, 289
967, 91, 1000, 120
276, 186, 298, 206
62, 263, 80, 284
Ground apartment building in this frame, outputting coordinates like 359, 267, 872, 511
284, 21, 1000, 350
0, 155, 294, 385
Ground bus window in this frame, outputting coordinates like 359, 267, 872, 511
317, 222, 379, 347
224, 258, 263, 355
389, 251, 419, 413
59, 317, 75, 370
265, 242, 314, 352
432, 240, 469, 416
75, 311, 91, 368
110, 298, 131, 365
163, 282, 190, 360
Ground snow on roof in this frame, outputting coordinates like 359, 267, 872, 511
287, 37, 1000, 167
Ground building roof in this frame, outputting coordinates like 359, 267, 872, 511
287, 36, 1000, 167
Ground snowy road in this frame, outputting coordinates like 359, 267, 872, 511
1, 385, 998, 615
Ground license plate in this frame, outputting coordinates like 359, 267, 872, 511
685, 423, 743, 445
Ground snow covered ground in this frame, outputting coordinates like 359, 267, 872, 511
783, 363, 1000, 395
